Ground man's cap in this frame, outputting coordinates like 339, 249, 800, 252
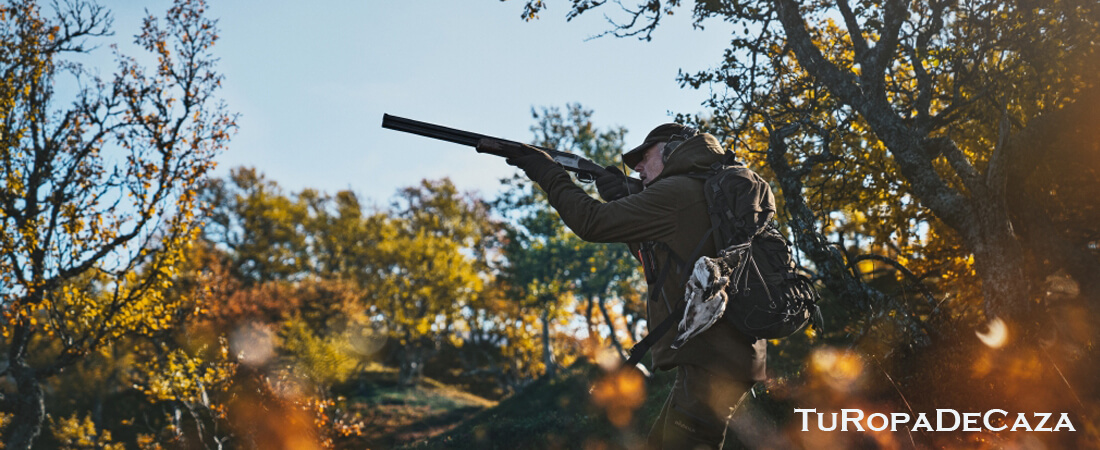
623, 123, 696, 168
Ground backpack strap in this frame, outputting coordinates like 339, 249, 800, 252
624, 227, 714, 368
687, 169, 729, 253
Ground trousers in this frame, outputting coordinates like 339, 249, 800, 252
648, 364, 754, 450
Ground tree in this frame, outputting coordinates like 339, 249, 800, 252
495, 105, 646, 376
192, 174, 410, 447
520, 0, 1099, 329
517, 2, 1100, 446
0, 0, 234, 447
526, 105, 647, 357
383, 179, 494, 386
202, 167, 310, 284
201, 168, 504, 391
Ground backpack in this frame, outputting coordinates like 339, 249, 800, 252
672, 158, 823, 347
624, 156, 824, 368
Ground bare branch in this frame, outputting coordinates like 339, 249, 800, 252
986, 106, 1013, 199
866, 0, 907, 74
925, 136, 982, 196
596, 0, 663, 41
773, 0, 862, 104
849, 253, 938, 307
835, 0, 869, 60
903, 43, 934, 128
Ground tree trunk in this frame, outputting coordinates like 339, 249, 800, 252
773, 0, 1033, 320
540, 310, 556, 379
969, 215, 1033, 323
766, 131, 871, 314
862, 118, 1033, 322
767, 129, 933, 343
6, 359, 45, 450
585, 296, 597, 343
397, 341, 424, 387
597, 296, 626, 358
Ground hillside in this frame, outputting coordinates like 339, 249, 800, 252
337, 358, 802, 449
396, 359, 804, 450
333, 368, 499, 448
400, 362, 669, 450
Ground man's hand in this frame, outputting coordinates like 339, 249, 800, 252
596, 166, 643, 202
477, 138, 556, 179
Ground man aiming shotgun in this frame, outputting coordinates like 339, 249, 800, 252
383, 114, 768, 449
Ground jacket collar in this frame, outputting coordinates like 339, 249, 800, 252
653, 133, 726, 183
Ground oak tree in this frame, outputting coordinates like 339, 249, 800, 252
0, 0, 234, 447
520, 0, 1099, 330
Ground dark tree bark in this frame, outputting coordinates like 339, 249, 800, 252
772, 0, 1034, 322
540, 309, 557, 379
7, 358, 45, 450
766, 125, 934, 343
597, 296, 626, 358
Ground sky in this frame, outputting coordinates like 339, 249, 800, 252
92, 1, 735, 205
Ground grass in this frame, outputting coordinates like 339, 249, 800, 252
333, 368, 498, 449
342, 361, 791, 449
400, 362, 677, 450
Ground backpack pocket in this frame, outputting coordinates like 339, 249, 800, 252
723, 230, 821, 339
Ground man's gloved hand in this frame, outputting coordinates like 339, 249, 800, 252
477, 138, 556, 180
596, 166, 643, 202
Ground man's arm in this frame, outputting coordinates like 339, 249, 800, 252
527, 163, 702, 245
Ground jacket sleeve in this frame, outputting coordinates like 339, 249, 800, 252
531, 165, 703, 244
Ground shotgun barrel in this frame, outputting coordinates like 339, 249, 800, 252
382, 113, 610, 182
382, 114, 491, 148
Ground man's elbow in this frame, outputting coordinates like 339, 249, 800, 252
568, 217, 619, 244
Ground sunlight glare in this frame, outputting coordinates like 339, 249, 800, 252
976, 317, 1008, 349
230, 322, 276, 367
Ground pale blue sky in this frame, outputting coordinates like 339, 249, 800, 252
95, 1, 734, 203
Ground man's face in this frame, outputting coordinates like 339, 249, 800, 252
634, 142, 666, 186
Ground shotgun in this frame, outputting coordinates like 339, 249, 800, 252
382, 114, 612, 182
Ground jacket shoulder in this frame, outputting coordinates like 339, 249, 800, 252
648, 173, 708, 194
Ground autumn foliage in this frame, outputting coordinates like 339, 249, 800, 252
1, 0, 1098, 448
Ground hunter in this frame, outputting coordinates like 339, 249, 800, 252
488, 123, 766, 449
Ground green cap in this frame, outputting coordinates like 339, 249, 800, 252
623, 123, 696, 168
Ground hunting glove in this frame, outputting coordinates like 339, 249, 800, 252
476, 138, 557, 180
507, 152, 557, 181
595, 165, 643, 202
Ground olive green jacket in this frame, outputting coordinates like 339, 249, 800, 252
528, 134, 766, 381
